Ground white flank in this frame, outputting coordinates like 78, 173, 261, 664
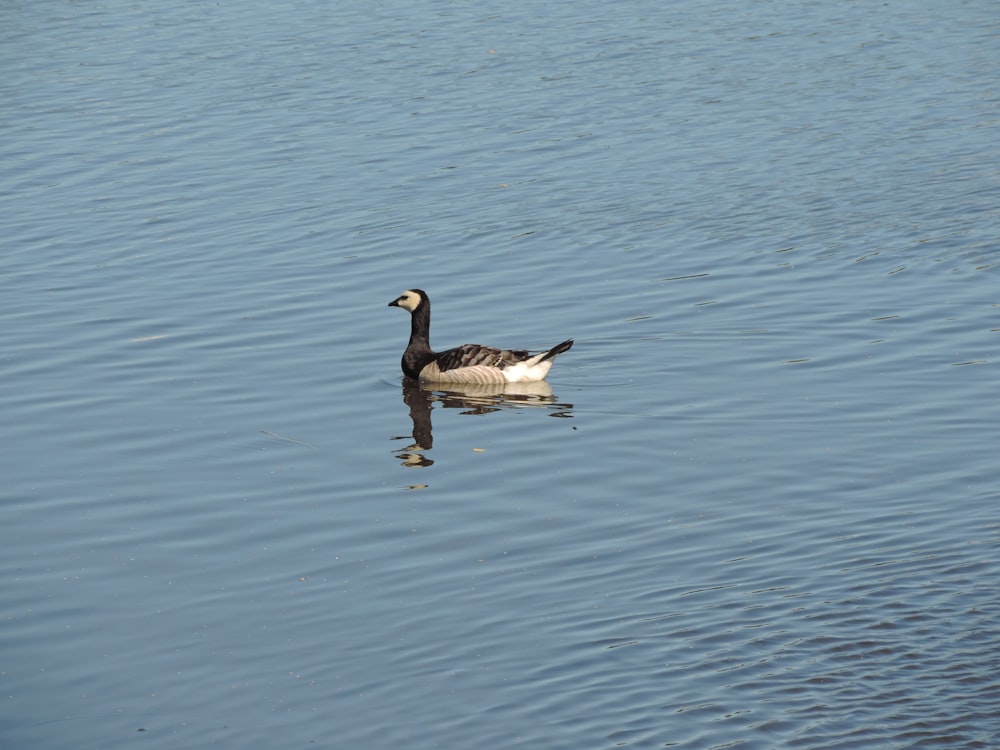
501, 357, 554, 383
419, 361, 507, 384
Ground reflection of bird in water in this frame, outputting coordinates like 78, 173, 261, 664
396, 377, 435, 467
388, 289, 573, 384
391, 378, 574, 468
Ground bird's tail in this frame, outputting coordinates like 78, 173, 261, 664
539, 338, 574, 362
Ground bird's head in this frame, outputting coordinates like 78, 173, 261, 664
388, 289, 426, 313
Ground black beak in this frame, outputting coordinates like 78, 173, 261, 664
388, 298, 399, 307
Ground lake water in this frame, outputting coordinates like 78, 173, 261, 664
2, 1, 999, 748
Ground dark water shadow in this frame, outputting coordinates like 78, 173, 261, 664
392, 378, 574, 467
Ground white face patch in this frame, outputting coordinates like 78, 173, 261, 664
395, 289, 423, 312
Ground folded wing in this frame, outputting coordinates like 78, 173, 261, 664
435, 343, 531, 372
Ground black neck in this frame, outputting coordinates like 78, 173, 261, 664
409, 299, 431, 349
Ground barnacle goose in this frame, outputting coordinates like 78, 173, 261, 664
388, 289, 573, 384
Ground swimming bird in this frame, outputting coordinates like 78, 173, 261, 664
388, 289, 573, 384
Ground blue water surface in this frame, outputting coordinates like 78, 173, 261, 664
2, 1, 999, 748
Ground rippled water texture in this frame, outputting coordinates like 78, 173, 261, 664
2, 1, 999, 748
